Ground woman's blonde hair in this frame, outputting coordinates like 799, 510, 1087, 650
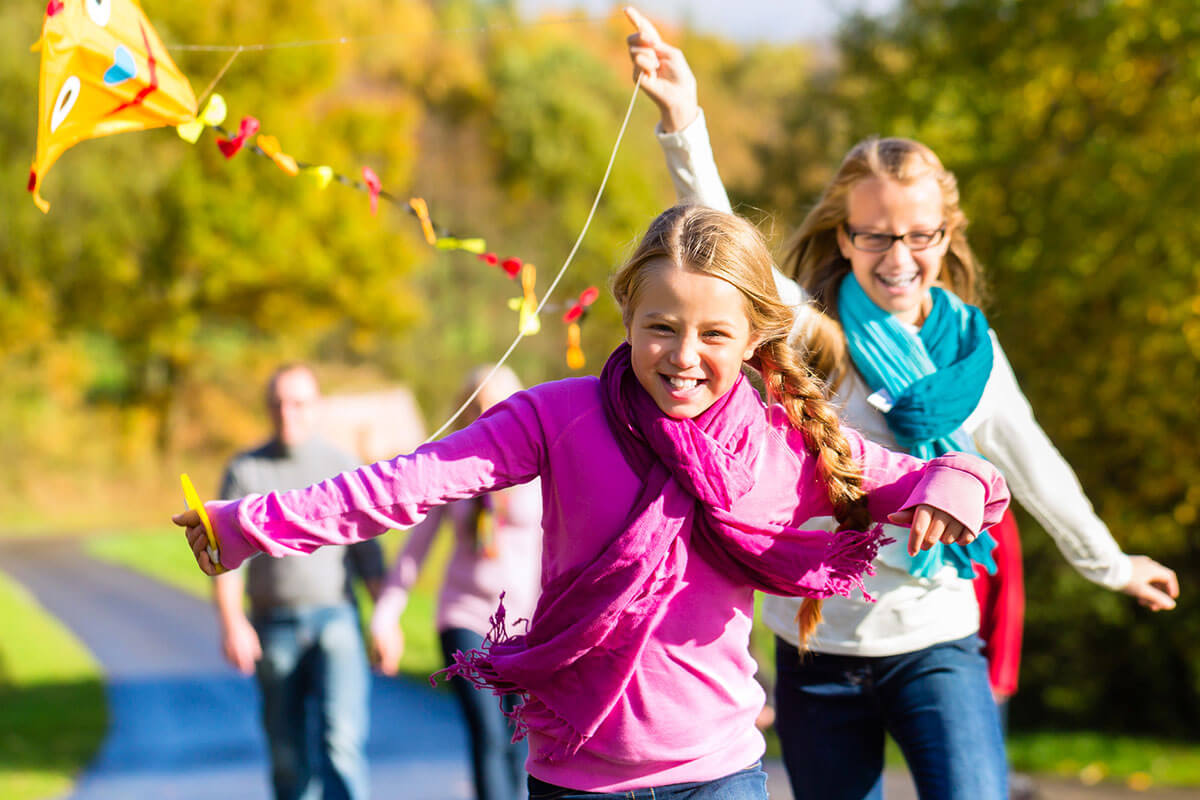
783, 137, 985, 387
612, 205, 873, 644
455, 364, 523, 430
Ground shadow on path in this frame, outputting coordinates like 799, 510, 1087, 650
1, 538, 471, 800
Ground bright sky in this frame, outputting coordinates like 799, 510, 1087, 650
517, 0, 900, 43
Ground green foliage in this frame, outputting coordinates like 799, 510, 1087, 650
753, 0, 1200, 735
0, 2, 670, 472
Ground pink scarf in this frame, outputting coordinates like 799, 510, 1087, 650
439, 344, 887, 760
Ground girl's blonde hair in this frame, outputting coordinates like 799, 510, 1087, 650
783, 137, 985, 387
612, 205, 872, 644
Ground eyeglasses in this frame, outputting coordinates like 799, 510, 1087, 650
842, 223, 947, 253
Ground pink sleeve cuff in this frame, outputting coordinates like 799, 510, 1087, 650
207, 498, 260, 570
903, 454, 1010, 534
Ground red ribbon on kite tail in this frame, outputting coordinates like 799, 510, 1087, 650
217, 117, 260, 159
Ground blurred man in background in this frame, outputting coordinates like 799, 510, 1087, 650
213, 363, 383, 800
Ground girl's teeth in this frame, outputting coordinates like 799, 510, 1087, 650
879, 272, 918, 288
668, 376, 700, 390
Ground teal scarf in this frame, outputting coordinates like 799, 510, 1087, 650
839, 272, 997, 579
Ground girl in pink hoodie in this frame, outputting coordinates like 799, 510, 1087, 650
176, 205, 1008, 799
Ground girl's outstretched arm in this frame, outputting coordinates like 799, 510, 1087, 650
172, 389, 548, 573
845, 427, 1011, 556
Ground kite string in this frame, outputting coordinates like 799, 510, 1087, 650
196, 46, 243, 107
422, 74, 643, 444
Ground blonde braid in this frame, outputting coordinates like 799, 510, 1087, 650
753, 338, 872, 647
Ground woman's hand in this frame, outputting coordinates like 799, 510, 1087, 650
172, 508, 221, 576
625, 6, 699, 132
370, 625, 405, 676
889, 504, 976, 557
1121, 555, 1179, 611
220, 614, 262, 676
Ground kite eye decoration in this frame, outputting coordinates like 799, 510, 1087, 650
50, 76, 81, 132
86, 0, 112, 27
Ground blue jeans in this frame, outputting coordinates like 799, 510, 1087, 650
441, 627, 528, 800
255, 603, 371, 800
527, 762, 767, 799
774, 634, 1006, 800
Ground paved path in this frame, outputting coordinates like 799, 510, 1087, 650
4, 537, 1194, 800
2, 538, 471, 800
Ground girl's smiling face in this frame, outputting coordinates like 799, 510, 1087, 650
626, 259, 761, 419
837, 175, 950, 326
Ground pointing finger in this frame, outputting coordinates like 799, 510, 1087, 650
624, 6, 663, 46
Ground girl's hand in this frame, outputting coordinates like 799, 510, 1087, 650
1121, 555, 1179, 611
624, 6, 699, 132
172, 508, 221, 576
889, 504, 976, 557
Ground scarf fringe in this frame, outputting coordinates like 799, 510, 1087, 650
430, 594, 588, 762
822, 524, 895, 603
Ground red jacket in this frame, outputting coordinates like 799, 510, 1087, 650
973, 508, 1024, 696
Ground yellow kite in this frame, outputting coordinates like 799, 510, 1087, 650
29, 0, 197, 212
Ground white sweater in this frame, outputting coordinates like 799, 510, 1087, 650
658, 112, 1132, 656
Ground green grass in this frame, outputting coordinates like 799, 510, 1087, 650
858, 732, 1200, 788
86, 525, 453, 679
0, 571, 107, 800
87, 527, 213, 598
1007, 730, 1200, 787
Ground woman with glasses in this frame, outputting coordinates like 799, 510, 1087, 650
625, 8, 1179, 800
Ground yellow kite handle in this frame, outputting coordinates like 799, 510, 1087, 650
181, 473, 226, 574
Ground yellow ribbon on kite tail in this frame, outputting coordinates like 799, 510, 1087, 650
30, 0, 198, 213
435, 237, 487, 254
517, 263, 541, 335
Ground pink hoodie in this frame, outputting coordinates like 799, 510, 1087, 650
207, 377, 1008, 792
